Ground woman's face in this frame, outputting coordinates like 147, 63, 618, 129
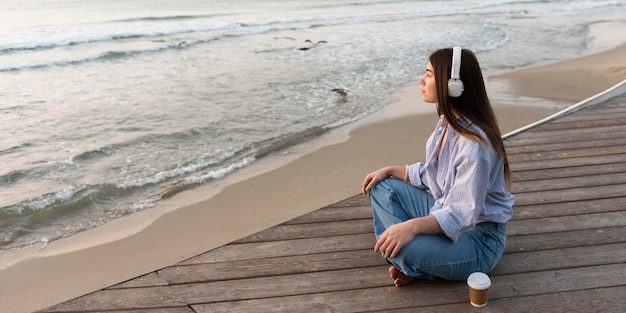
418, 62, 438, 103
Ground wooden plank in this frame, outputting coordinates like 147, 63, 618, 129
505, 129, 626, 147
159, 249, 385, 285
178, 233, 375, 265
171, 266, 392, 304
57, 309, 196, 313
506, 131, 625, 148
513, 184, 626, 206
321, 194, 370, 208
505, 124, 626, 145
283, 204, 371, 224
509, 153, 626, 172
491, 263, 626, 298
548, 105, 626, 122
505, 97, 625, 132
505, 225, 626, 253
376, 286, 626, 313
492, 242, 626, 275
190, 264, 626, 313
512, 162, 626, 182
507, 144, 626, 163
107, 272, 170, 289
533, 115, 626, 130
512, 197, 626, 219
507, 211, 626, 236
556, 109, 626, 122
314, 196, 626, 221
506, 137, 626, 154
511, 172, 626, 193
39, 286, 188, 312
190, 278, 467, 312
233, 218, 373, 244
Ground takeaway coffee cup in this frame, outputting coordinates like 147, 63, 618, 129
467, 272, 491, 307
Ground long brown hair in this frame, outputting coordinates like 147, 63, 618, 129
429, 48, 511, 187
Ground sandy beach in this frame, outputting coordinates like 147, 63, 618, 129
2, 23, 626, 312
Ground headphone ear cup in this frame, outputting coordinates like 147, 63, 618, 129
448, 79, 464, 97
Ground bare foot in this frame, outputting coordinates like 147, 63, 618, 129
389, 266, 415, 287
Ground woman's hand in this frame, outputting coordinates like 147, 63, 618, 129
362, 166, 405, 196
374, 220, 416, 258
375, 216, 443, 258
362, 167, 389, 195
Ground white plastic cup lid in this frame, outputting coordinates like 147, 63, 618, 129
467, 272, 491, 290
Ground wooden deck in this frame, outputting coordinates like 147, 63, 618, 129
40, 94, 626, 312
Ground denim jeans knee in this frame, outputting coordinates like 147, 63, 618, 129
370, 178, 434, 239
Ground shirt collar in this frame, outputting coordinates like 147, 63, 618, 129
440, 115, 474, 129
457, 115, 474, 128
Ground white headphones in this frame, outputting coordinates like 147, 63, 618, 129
447, 46, 464, 97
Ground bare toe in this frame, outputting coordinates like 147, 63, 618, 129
389, 266, 400, 279
388, 266, 415, 287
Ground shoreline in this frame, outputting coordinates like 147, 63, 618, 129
490, 21, 626, 102
2, 24, 626, 313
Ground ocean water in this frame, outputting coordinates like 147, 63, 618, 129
0, 0, 624, 252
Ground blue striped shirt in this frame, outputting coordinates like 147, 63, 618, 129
407, 116, 514, 242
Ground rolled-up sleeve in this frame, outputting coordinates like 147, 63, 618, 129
407, 162, 427, 189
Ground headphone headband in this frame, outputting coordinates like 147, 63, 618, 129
450, 47, 462, 80
448, 46, 464, 97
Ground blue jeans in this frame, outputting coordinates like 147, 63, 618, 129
370, 178, 506, 281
